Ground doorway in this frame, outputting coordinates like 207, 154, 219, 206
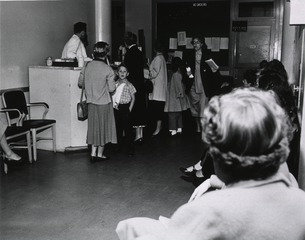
230, 0, 284, 86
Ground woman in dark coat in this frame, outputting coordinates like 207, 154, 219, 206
123, 32, 146, 142
184, 36, 222, 132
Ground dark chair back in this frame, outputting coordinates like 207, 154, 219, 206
3, 90, 28, 119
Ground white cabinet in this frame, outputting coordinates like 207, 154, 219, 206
29, 66, 87, 152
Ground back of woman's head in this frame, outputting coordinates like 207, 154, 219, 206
202, 87, 290, 182
93, 41, 109, 59
171, 57, 185, 72
261, 59, 288, 82
258, 72, 297, 122
153, 40, 165, 53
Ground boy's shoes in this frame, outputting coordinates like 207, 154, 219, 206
170, 129, 182, 137
170, 130, 177, 136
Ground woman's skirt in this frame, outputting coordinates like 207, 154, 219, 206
87, 103, 117, 146
188, 83, 208, 118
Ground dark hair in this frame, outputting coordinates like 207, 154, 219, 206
124, 32, 137, 46
93, 41, 109, 59
153, 40, 165, 53
243, 68, 257, 86
171, 57, 185, 72
74, 22, 87, 34
259, 60, 268, 69
258, 72, 297, 122
260, 59, 288, 82
118, 63, 128, 71
94, 41, 109, 49
191, 36, 207, 49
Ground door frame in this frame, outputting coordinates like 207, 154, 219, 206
296, 27, 305, 189
229, 0, 285, 81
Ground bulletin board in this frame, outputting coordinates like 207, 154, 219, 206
155, 1, 230, 67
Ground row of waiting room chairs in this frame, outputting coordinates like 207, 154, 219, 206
1, 89, 56, 174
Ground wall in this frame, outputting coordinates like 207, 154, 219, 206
281, 2, 297, 85
0, 0, 95, 90
0, 0, 299, 87
125, 0, 295, 76
125, 0, 152, 59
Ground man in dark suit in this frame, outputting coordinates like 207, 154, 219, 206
123, 32, 146, 144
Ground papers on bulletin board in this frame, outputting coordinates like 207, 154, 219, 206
220, 38, 229, 50
174, 51, 183, 59
290, 0, 305, 24
205, 38, 212, 49
186, 37, 193, 49
169, 38, 177, 50
211, 37, 220, 52
177, 31, 187, 46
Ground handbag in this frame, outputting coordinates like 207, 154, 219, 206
77, 64, 88, 121
77, 89, 88, 121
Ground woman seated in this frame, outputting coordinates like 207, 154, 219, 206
116, 87, 305, 240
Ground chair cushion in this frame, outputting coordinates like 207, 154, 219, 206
5, 126, 30, 137
23, 119, 56, 129
5, 126, 30, 144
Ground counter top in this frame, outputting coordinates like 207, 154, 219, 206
29, 66, 82, 70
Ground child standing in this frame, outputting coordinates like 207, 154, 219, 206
112, 64, 137, 156
164, 57, 190, 136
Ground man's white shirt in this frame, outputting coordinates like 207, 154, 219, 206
61, 34, 87, 59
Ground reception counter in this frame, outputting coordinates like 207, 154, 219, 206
29, 66, 87, 152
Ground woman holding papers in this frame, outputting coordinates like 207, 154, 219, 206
185, 36, 222, 132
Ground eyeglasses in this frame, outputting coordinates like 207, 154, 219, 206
192, 41, 201, 45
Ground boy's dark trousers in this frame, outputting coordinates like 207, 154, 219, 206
114, 103, 135, 154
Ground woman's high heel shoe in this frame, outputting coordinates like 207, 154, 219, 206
152, 129, 161, 137
179, 167, 196, 176
3, 153, 22, 163
134, 137, 143, 145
